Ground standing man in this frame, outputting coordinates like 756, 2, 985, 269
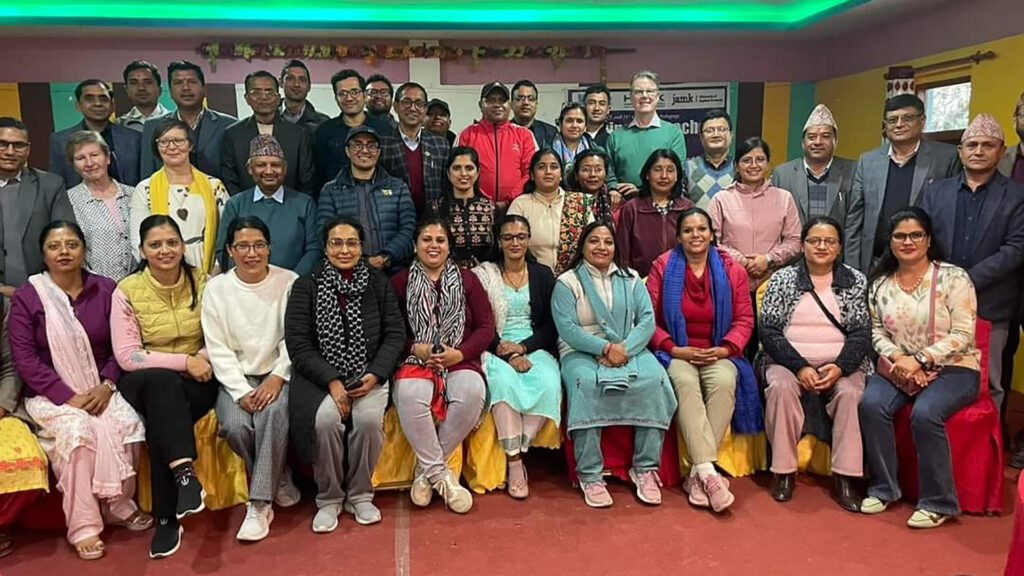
365, 74, 398, 129
378, 82, 450, 215
313, 69, 395, 193
511, 80, 557, 148
425, 99, 456, 146
0, 117, 76, 297
140, 60, 236, 180
220, 70, 315, 196
457, 82, 537, 210
280, 59, 330, 133
583, 84, 612, 147
843, 94, 960, 274
920, 114, 1024, 441
998, 92, 1024, 182
771, 104, 856, 226
50, 79, 141, 187
216, 135, 319, 276
117, 60, 169, 133
685, 109, 735, 208
316, 126, 415, 275
606, 70, 687, 199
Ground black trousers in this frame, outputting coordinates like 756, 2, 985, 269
119, 368, 219, 519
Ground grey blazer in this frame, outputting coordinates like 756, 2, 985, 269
139, 108, 237, 180
843, 140, 961, 273
770, 156, 855, 227
0, 168, 77, 286
998, 146, 1018, 178
49, 121, 142, 186
219, 116, 316, 196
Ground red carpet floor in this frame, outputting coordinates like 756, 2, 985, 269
2, 452, 1018, 576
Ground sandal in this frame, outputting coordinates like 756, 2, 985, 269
74, 536, 105, 561
112, 510, 154, 532
507, 459, 529, 499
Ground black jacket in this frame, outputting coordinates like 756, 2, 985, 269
486, 260, 558, 356
219, 116, 316, 196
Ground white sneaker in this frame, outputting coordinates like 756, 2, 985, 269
433, 469, 473, 514
410, 468, 433, 508
274, 469, 301, 508
236, 502, 274, 542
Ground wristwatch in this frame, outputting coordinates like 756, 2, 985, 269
102, 379, 117, 392
913, 352, 931, 369
380, 254, 391, 268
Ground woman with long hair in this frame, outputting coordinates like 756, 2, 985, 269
567, 148, 619, 223
426, 146, 494, 268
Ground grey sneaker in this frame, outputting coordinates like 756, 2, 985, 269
344, 501, 382, 525
311, 504, 340, 534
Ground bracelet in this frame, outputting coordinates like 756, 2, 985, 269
507, 353, 522, 362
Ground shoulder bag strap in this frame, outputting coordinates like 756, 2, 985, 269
807, 288, 848, 336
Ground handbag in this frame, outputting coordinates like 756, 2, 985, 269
877, 264, 941, 396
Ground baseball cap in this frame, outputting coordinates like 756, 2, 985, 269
480, 82, 510, 100
345, 125, 380, 145
426, 98, 451, 116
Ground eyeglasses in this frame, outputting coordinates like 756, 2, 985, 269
231, 242, 269, 254
499, 233, 530, 243
884, 113, 921, 126
702, 126, 730, 135
366, 89, 392, 98
348, 141, 380, 152
156, 138, 189, 149
513, 95, 537, 103
247, 88, 279, 98
326, 238, 362, 250
891, 231, 928, 243
805, 237, 839, 248
578, 166, 606, 176
336, 88, 363, 100
738, 156, 769, 166
399, 98, 427, 110
631, 89, 658, 97
0, 140, 29, 151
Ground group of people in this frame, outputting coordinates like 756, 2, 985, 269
0, 57, 1023, 563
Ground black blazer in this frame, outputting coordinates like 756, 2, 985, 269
284, 265, 405, 463
487, 260, 558, 356
219, 116, 316, 196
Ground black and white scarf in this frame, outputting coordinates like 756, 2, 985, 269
315, 258, 370, 379
404, 259, 466, 363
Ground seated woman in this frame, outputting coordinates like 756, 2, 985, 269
617, 149, 695, 278
285, 215, 404, 533
0, 297, 49, 560
760, 216, 870, 511
391, 218, 494, 514
426, 146, 494, 269
9, 221, 149, 560
112, 215, 217, 558
473, 215, 562, 499
646, 208, 755, 513
130, 117, 229, 273
568, 148, 619, 223
553, 221, 677, 508
65, 131, 136, 281
508, 149, 595, 275
859, 207, 981, 529
202, 216, 299, 542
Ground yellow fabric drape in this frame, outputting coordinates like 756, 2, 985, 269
147, 167, 219, 273
0, 418, 49, 494
677, 428, 769, 477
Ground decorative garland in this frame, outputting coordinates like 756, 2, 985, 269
196, 42, 605, 71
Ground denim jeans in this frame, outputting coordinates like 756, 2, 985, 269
571, 426, 665, 484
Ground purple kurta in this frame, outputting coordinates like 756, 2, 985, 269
9, 270, 121, 405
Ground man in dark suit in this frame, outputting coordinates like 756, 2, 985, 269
279, 59, 330, 134
378, 82, 451, 216
49, 79, 141, 187
772, 104, 855, 228
0, 117, 76, 297
844, 94, 961, 274
220, 70, 315, 196
997, 92, 1024, 183
140, 60, 236, 180
511, 80, 557, 148
921, 114, 1024, 465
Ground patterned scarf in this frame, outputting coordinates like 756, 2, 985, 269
404, 259, 466, 354
551, 135, 591, 167
554, 191, 593, 276
315, 258, 370, 379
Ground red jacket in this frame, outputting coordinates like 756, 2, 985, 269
645, 247, 753, 355
457, 119, 537, 204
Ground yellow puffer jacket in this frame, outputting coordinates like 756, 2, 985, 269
117, 266, 207, 354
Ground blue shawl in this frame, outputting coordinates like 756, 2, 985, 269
654, 247, 763, 433
575, 264, 638, 391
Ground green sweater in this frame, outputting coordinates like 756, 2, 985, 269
606, 121, 688, 188
216, 187, 321, 276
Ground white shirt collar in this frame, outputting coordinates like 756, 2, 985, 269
887, 140, 921, 167
400, 127, 422, 150
629, 113, 662, 129
803, 156, 834, 178
254, 186, 285, 204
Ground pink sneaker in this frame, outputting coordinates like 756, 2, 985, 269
629, 469, 662, 505
701, 474, 735, 513
580, 482, 614, 508
683, 476, 709, 508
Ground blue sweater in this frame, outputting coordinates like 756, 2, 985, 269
216, 187, 320, 276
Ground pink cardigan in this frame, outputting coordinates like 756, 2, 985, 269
645, 248, 754, 355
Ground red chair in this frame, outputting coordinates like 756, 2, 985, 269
563, 423, 682, 488
893, 318, 1004, 514
1006, 472, 1024, 576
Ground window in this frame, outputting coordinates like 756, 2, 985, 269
918, 79, 971, 142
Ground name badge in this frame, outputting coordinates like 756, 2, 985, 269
381, 189, 393, 196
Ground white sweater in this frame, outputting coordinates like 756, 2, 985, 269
202, 265, 298, 401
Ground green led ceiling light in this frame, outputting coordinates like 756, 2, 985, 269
0, 0, 870, 30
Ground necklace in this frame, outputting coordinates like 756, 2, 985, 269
895, 265, 927, 293
502, 266, 528, 290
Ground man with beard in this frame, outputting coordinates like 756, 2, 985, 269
117, 60, 170, 133
771, 104, 855, 226
365, 74, 398, 129
685, 109, 736, 208
280, 60, 330, 133
583, 84, 612, 147
378, 82, 450, 215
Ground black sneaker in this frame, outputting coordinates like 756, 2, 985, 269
173, 464, 207, 519
150, 517, 183, 559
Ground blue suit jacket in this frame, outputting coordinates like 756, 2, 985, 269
919, 172, 1024, 322
49, 121, 141, 186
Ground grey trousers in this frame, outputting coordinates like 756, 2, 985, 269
987, 321, 1009, 411
394, 370, 485, 484
215, 376, 290, 502
313, 384, 389, 509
